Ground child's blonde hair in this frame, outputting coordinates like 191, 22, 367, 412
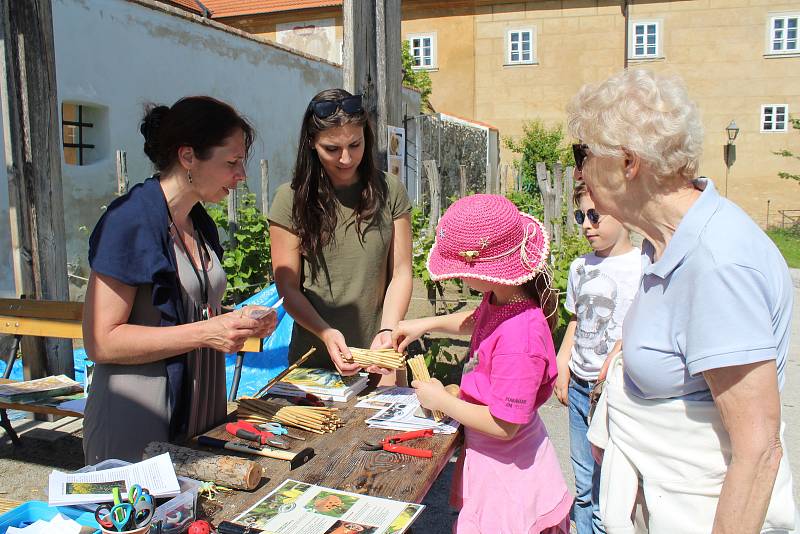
572, 181, 588, 207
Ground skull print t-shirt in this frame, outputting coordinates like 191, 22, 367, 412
565, 248, 642, 380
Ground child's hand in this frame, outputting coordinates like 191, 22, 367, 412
412, 378, 447, 411
554, 361, 570, 406
392, 319, 429, 353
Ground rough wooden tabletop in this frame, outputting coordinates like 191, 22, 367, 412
197, 395, 462, 523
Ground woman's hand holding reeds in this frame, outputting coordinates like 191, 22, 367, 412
412, 377, 447, 412
201, 312, 259, 353
321, 328, 360, 376
364, 331, 395, 375
392, 319, 429, 353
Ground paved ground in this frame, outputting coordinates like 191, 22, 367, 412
1, 277, 800, 532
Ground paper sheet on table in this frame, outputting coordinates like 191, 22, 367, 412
234, 479, 424, 534
354, 386, 417, 410
365, 398, 460, 434
47, 452, 180, 506
7, 513, 82, 534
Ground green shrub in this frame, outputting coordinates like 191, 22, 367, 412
207, 189, 272, 305
503, 120, 574, 195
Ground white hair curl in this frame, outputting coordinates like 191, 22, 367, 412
566, 69, 704, 182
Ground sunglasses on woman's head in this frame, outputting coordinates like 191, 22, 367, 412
574, 208, 601, 225
310, 95, 364, 119
572, 143, 590, 171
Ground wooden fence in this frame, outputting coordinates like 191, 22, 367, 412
421, 159, 578, 248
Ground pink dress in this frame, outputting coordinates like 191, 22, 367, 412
450, 294, 573, 534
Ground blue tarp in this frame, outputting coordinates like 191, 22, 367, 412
0, 284, 293, 401
228, 283, 293, 397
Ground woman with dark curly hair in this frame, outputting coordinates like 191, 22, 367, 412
82, 96, 277, 462
269, 89, 412, 383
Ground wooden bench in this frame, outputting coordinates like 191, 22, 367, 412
0, 298, 263, 445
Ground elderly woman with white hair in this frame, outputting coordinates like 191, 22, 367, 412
567, 68, 797, 534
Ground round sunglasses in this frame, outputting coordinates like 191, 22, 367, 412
309, 94, 364, 119
574, 208, 601, 225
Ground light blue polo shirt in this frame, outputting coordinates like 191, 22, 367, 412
623, 178, 792, 401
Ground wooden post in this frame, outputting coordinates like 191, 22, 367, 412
343, 0, 401, 170
459, 165, 467, 199
260, 159, 269, 215
1, 0, 73, 379
458, 165, 469, 301
535, 163, 555, 244
564, 166, 577, 235
552, 163, 563, 248
115, 150, 128, 196
227, 187, 238, 248
423, 160, 440, 234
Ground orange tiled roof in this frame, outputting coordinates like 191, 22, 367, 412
162, 0, 205, 14
200, 0, 343, 18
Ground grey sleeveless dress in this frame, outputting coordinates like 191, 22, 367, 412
84, 233, 227, 464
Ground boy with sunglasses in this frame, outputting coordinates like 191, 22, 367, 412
554, 179, 641, 534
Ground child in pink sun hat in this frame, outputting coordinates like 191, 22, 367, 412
393, 194, 573, 534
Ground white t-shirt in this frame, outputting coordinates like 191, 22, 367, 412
565, 248, 642, 380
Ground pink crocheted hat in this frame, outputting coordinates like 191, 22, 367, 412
427, 194, 550, 285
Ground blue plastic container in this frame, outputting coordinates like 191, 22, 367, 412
0, 501, 100, 533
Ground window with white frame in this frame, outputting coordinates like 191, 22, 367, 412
507, 29, 535, 65
762, 104, 789, 132
768, 15, 798, 54
630, 21, 661, 59
408, 33, 436, 69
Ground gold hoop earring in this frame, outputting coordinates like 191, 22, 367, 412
187, 170, 193, 184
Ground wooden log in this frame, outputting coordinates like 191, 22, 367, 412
143, 441, 262, 491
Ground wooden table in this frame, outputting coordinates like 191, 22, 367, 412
198, 394, 462, 524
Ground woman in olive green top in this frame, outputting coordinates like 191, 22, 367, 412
269, 89, 413, 384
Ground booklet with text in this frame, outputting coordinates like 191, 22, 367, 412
234, 479, 424, 534
47, 453, 181, 506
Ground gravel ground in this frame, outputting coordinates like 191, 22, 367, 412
2, 277, 799, 532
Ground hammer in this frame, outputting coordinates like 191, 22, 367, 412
198, 436, 315, 470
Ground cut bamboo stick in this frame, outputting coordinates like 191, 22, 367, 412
236, 397, 342, 434
408, 355, 444, 422
343, 347, 406, 370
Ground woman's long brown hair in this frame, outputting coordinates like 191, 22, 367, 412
523, 272, 559, 332
291, 89, 386, 277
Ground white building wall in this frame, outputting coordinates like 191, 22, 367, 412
1, 0, 343, 298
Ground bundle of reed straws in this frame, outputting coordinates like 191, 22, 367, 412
407, 355, 445, 422
342, 347, 406, 370
237, 398, 343, 434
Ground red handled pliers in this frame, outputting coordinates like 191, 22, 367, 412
360, 429, 434, 458
226, 421, 289, 449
